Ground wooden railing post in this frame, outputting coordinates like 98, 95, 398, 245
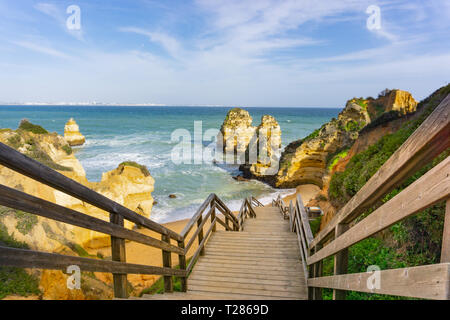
177, 240, 187, 292
310, 245, 323, 300
441, 198, 450, 263
197, 215, 205, 256
162, 234, 173, 293
333, 223, 349, 300
110, 213, 128, 298
211, 205, 217, 232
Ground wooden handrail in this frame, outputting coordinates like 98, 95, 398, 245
0, 184, 183, 254
308, 157, 450, 265
278, 94, 450, 300
310, 94, 450, 249
0, 142, 182, 241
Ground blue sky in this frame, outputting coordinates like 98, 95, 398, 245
0, 0, 449, 107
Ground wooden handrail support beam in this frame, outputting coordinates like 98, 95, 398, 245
0, 184, 183, 254
308, 157, 449, 265
0, 246, 186, 277
308, 263, 450, 300
310, 95, 450, 249
0, 142, 182, 241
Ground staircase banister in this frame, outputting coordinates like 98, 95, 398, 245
0, 142, 182, 242
180, 193, 215, 239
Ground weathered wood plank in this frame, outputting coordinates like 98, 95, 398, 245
177, 240, 187, 292
0, 142, 182, 241
189, 274, 304, 287
333, 223, 349, 300
0, 184, 183, 254
442, 199, 450, 263
310, 95, 450, 249
0, 246, 186, 276
188, 283, 306, 299
184, 205, 214, 252
188, 278, 305, 293
190, 268, 304, 281
296, 194, 314, 245
308, 263, 450, 300
161, 234, 173, 293
180, 194, 214, 239
186, 219, 216, 273
308, 156, 450, 265
110, 213, 128, 298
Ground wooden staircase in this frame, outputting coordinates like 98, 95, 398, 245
139, 206, 307, 300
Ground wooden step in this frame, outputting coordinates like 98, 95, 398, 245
188, 283, 306, 299
189, 273, 305, 287
189, 268, 305, 282
198, 255, 301, 265
194, 261, 303, 272
203, 249, 299, 259
206, 240, 299, 249
205, 246, 299, 255
189, 278, 306, 293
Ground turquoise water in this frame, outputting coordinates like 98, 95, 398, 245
0, 106, 339, 222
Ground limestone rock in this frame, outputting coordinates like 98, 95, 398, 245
243, 115, 282, 177
64, 118, 85, 146
220, 108, 256, 158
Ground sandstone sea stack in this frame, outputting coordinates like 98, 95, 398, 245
220, 108, 256, 157
64, 118, 85, 146
219, 108, 282, 173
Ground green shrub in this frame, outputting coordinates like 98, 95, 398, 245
62, 145, 73, 155
18, 119, 48, 134
6, 135, 23, 149
119, 161, 150, 177
0, 215, 41, 299
14, 210, 38, 235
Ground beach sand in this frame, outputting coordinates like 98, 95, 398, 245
90, 184, 320, 293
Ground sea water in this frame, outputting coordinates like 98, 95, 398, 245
0, 106, 339, 223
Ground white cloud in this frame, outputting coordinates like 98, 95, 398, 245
11, 40, 71, 59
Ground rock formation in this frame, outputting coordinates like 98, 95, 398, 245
240, 115, 282, 178
64, 118, 85, 146
218, 109, 282, 172
273, 89, 417, 189
219, 108, 256, 161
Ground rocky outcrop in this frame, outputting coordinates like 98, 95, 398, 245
220, 108, 256, 159
219, 109, 282, 173
240, 115, 282, 178
64, 118, 85, 146
369, 89, 417, 116
273, 89, 417, 189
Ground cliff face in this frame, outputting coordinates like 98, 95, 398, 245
273, 89, 417, 189
275, 101, 370, 188
64, 118, 85, 146
307, 86, 446, 232
0, 121, 155, 299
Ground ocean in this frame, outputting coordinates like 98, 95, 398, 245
0, 105, 339, 223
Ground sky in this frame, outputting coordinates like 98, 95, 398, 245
0, 0, 449, 107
